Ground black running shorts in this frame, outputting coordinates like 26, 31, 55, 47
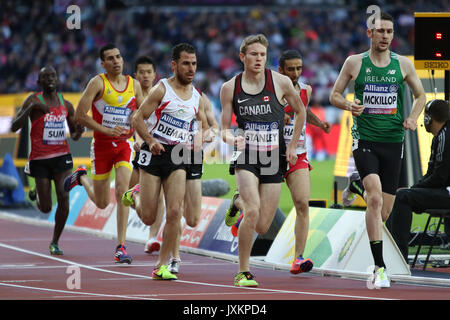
352, 139, 403, 195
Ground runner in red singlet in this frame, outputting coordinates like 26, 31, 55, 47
10, 66, 84, 255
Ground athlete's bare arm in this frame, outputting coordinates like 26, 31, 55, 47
201, 93, 219, 142
274, 71, 306, 164
220, 77, 245, 150
75, 76, 123, 137
132, 81, 166, 155
65, 100, 83, 141
10, 94, 49, 132
399, 56, 426, 130
305, 86, 331, 133
329, 54, 365, 116
193, 95, 210, 150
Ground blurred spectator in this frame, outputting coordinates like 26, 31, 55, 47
1, 0, 449, 117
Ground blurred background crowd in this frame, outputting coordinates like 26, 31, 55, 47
1, 0, 449, 158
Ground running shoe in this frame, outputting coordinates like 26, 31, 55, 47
290, 256, 314, 274
49, 242, 63, 255
168, 258, 181, 274
28, 188, 36, 201
63, 166, 87, 192
231, 212, 243, 237
114, 244, 133, 264
342, 171, 363, 206
152, 265, 178, 280
144, 238, 161, 254
225, 190, 240, 227
373, 267, 390, 288
234, 271, 258, 287
122, 184, 140, 207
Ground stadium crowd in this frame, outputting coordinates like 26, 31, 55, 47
1, 0, 449, 106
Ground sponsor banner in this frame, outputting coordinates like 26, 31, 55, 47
74, 187, 116, 230
265, 207, 410, 275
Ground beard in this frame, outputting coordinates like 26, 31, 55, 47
177, 73, 194, 85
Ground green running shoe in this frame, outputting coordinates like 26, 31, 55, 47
122, 184, 139, 207
225, 190, 240, 227
234, 271, 258, 287
152, 265, 178, 280
49, 242, 63, 255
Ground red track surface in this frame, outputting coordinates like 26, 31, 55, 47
1, 217, 450, 303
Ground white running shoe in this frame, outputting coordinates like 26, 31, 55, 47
342, 171, 360, 206
374, 267, 390, 288
168, 258, 181, 274
144, 238, 161, 254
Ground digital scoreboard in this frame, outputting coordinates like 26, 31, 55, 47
414, 13, 450, 70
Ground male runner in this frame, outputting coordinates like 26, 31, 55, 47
168, 90, 219, 274
227, 50, 331, 275
329, 12, 426, 288
11, 66, 83, 255
64, 44, 145, 264
122, 43, 208, 280
129, 55, 164, 254
221, 34, 306, 287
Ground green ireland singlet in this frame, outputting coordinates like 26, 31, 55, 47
352, 51, 405, 143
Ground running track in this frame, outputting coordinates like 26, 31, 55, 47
1, 215, 450, 306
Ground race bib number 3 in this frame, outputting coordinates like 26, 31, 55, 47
137, 149, 152, 166
363, 83, 398, 115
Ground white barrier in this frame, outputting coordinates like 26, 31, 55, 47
265, 207, 410, 276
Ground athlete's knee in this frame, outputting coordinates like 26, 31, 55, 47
255, 222, 270, 235
243, 204, 259, 229
366, 191, 383, 210
39, 203, 53, 214
114, 184, 128, 201
165, 205, 183, 224
141, 214, 156, 226
184, 213, 199, 228
293, 197, 309, 217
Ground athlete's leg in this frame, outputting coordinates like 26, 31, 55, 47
156, 169, 186, 269
79, 174, 111, 209
114, 165, 132, 246
168, 179, 202, 267
128, 167, 139, 189
51, 169, 72, 244
381, 193, 396, 222
255, 183, 282, 235
362, 173, 383, 241
34, 177, 53, 214
286, 168, 310, 258
184, 179, 202, 228
235, 169, 260, 273
136, 170, 162, 226
148, 189, 165, 239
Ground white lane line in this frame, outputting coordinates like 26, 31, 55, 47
0, 282, 155, 300
0, 242, 395, 300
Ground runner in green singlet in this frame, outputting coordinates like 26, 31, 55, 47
329, 12, 426, 288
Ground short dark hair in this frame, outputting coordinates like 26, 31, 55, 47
279, 50, 303, 69
380, 11, 394, 23
99, 43, 118, 61
134, 56, 155, 72
426, 99, 450, 122
172, 43, 196, 62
